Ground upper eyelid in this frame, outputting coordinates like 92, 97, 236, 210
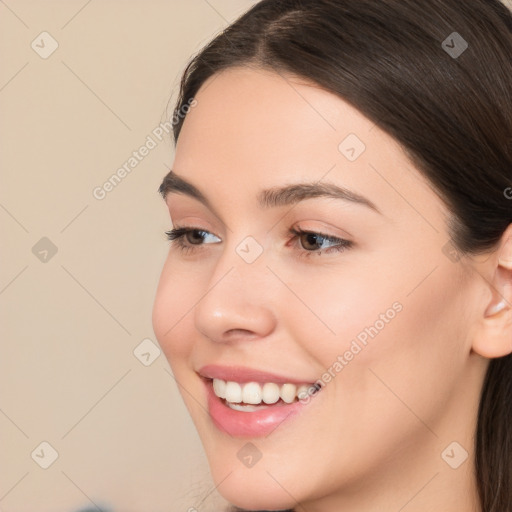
167, 200, 359, 238
172, 226, 221, 243
173, 225, 348, 243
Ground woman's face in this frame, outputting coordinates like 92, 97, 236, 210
152, 67, 487, 510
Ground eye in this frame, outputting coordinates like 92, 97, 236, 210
165, 227, 221, 254
288, 228, 353, 258
164, 226, 353, 258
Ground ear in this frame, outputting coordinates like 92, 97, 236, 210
471, 224, 512, 359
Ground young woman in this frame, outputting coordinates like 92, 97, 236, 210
152, 1, 512, 510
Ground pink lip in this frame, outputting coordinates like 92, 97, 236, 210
197, 364, 316, 385
203, 378, 315, 437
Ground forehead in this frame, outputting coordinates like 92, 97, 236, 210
177, 66, 376, 162
173, 66, 446, 228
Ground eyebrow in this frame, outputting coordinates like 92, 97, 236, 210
159, 170, 381, 214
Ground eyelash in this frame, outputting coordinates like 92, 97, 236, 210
165, 226, 353, 259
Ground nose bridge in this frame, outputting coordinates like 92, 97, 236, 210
212, 231, 271, 292
193, 233, 277, 341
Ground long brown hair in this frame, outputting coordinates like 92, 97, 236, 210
165, 1, 512, 510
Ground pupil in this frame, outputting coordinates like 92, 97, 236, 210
304, 233, 320, 250
188, 230, 204, 244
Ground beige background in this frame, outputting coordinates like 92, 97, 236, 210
0, 2, 257, 511
1, 1, 511, 511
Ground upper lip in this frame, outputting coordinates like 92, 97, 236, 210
197, 364, 316, 385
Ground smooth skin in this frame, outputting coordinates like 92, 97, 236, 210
152, 66, 512, 512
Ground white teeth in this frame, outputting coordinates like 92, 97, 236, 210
296, 384, 310, 401
212, 378, 226, 399
280, 383, 296, 404
211, 378, 317, 405
262, 382, 280, 404
224, 381, 242, 403
242, 382, 262, 404
227, 402, 270, 412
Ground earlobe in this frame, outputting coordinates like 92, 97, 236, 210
484, 298, 507, 317
473, 285, 512, 359
471, 226, 512, 359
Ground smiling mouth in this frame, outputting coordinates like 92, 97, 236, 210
211, 377, 321, 411
201, 374, 323, 437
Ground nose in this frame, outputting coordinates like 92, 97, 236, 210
193, 246, 277, 344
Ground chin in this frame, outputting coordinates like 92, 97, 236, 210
204, 457, 306, 511
217, 481, 295, 511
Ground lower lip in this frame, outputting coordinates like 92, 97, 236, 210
204, 379, 317, 437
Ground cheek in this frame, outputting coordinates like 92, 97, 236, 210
285, 244, 463, 371
334, 267, 465, 440
275, 261, 404, 369
152, 260, 200, 362
281, 256, 466, 435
